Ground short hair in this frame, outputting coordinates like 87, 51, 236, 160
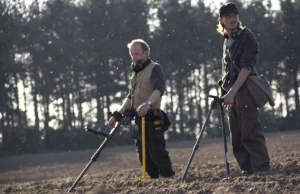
127, 39, 150, 55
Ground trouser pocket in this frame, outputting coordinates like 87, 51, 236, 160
241, 111, 261, 141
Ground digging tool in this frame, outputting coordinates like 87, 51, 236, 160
67, 108, 135, 193
141, 117, 147, 180
180, 95, 230, 183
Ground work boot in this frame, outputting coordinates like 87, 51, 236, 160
160, 169, 175, 178
254, 165, 271, 175
241, 170, 254, 175
149, 174, 159, 179
147, 169, 159, 179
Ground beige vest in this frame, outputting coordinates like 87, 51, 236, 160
131, 62, 162, 109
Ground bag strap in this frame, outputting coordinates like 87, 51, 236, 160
130, 72, 137, 107
226, 46, 241, 73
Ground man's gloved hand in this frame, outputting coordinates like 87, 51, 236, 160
120, 108, 135, 125
107, 109, 136, 128
111, 111, 123, 122
107, 111, 122, 129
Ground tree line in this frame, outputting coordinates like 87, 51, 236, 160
0, 0, 299, 156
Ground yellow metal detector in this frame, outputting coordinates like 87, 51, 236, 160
141, 116, 147, 180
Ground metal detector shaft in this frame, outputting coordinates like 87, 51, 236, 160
220, 105, 230, 175
180, 99, 216, 183
67, 124, 121, 193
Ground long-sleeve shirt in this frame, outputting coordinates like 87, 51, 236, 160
223, 27, 259, 75
222, 27, 259, 89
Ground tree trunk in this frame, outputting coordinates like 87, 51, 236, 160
203, 61, 209, 115
66, 92, 72, 130
284, 90, 290, 117
43, 93, 50, 130
197, 66, 203, 131
13, 72, 22, 127
31, 71, 39, 130
0, 71, 9, 150
169, 77, 177, 133
292, 67, 299, 111
177, 76, 184, 134
203, 61, 211, 136
106, 94, 111, 121
3, 100, 11, 150
22, 78, 28, 126
96, 89, 102, 127
62, 94, 68, 130
78, 92, 84, 129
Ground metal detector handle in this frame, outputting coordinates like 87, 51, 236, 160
208, 95, 224, 102
85, 127, 109, 137
208, 95, 224, 109
208, 95, 219, 99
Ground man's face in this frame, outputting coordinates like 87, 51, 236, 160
129, 43, 148, 63
219, 12, 239, 31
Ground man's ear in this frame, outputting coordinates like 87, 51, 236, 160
218, 17, 221, 23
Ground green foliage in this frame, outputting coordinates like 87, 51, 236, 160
0, 0, 299, 156
0, 127, 42, 157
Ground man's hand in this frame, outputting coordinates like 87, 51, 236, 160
222, 89, 236, 108
136, 103, 150, 117
108, 117, 117, 128
222, 68, 250, 109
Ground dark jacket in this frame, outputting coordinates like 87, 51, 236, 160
222, 27, 259, 90
221, 27, 275, 107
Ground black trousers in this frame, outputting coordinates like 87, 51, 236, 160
133, 114, 174, 178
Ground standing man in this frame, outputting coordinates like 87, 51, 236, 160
108, 39, 175, 178
217, 3, 270, 174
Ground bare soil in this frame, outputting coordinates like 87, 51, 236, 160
0, 130, 299, 194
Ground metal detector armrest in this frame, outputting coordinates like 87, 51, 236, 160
85, 127, 109, 138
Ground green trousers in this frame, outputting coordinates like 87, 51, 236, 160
228, 84, 270, 172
